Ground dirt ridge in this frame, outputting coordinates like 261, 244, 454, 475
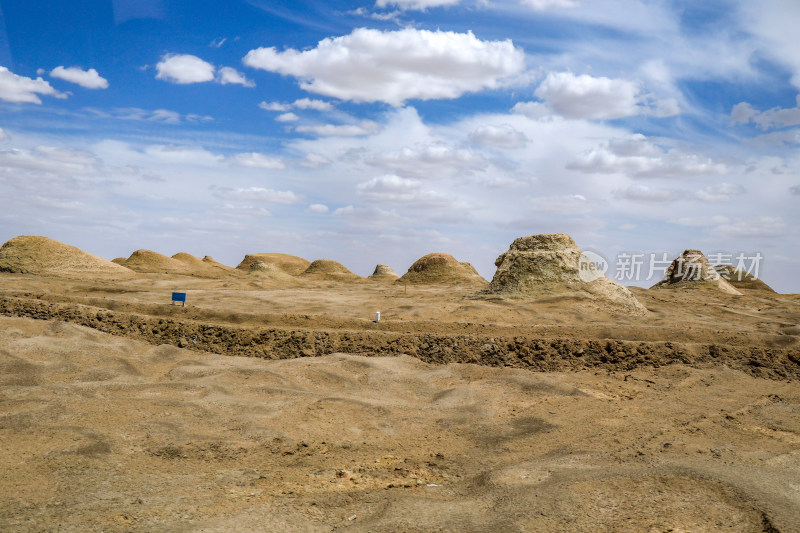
1, 295, 797, 380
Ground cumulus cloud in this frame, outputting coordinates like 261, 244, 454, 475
356, 175, 457, 208
307, 203, 329, 213
468, 124, 529, 148
50, 66, 109, 89
375, 0, 459, 10
569, 134, 726, 178
217, 66, 255, 87
296, 121, 380, 136
276, 112, 299, 122
228, 152, 285, 169
367, 143, 486, 179
732, 96, 800, 130
243, 28, 525, 106
533, 72, 674, 120
0, 67, 63, 103
156, 54, 215, 84
212, 186, 300, 204
293, 98, 334, 111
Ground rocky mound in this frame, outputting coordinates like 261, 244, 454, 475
0, 236, 135, 279
301, 259, 361, 282
171, 253, 237, 278
368, 264, 400, 282
121, 250, 191, 275
478, 233, 647, 315
111, 257, 127, 265
652, 250, 741, 295
236, 253, 310, 276
715, 265, 775, 293
397, 253, 488, 287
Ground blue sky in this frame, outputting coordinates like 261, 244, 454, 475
1, 0, 799, 291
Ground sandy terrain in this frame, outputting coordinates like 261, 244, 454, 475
1, 236, 799, 531
1, 314, 799, 532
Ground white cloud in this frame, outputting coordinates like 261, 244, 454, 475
614, 185, 685, 203
50, 66, 109, 89
217, 66, 255, 87
520, 0, 579, 10
86, 107, 213, 124
740, 1, 800, 89
293, 98, 334, 111
276, 112, 299, 122
144, 145, 223, 165
156, 54, 215, 84
0, 146, 102, 175
533, 72, 675, 120
243, 28, 525, 106
307, 203, 329, 213
731, 102, 758, 124
259, 101, 290, 112
569, 134, 727, 178
228, 152, 285, 169
367, 143, 485, 179
296, 121, 380, 136
694, 183, 745, 203
511, 101, 556, 120
300, 153, 331, 168
210, 38, 227, 48
732, 96, 800, 130
357, 174, 456, 208
0, 67, 63, 104
212, 186, 300, 204
375, 0, 459, 10
468, 124, 529, 148
527, 194, 590, 214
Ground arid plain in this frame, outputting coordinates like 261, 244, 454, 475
1, 235, 799, 532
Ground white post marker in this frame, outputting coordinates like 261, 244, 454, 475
375, 311, 381, 323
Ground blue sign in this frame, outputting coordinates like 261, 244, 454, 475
172, 292, 186, 303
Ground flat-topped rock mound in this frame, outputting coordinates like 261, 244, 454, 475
0, 236, 135, 279
652, 250, 741, 295
369, 264, 400, 282
301, 259, 361, 282
398, 253, 488, 287
236, 253, 310, 276
715, 265, 775, 293
477, 233, 648, 315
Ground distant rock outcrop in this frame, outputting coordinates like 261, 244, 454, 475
0, 236, 135, 279
715, 265, 775, 293
477, 233, 648, 315
397, 253, 488, 287
368, 264, 400, 282
651, 250, 741, 295
236, 253, 310, 276
301, 259, 361, 282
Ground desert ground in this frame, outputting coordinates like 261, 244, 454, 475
1, 235, 800, 531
